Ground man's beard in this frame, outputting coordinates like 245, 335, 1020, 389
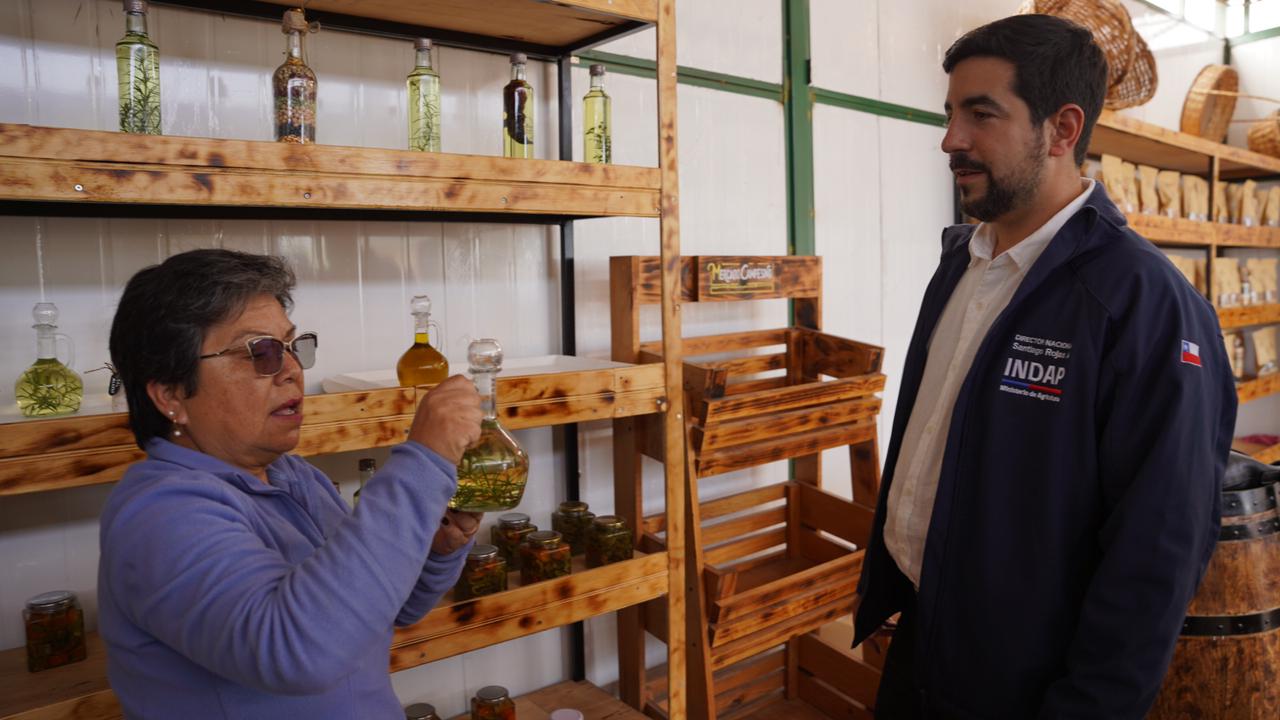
952, 134, 1047, 222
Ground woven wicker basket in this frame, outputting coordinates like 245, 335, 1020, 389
1181, 65, 1238, 142
1018, 0, 1157, 110
1248, 111, 1280, 159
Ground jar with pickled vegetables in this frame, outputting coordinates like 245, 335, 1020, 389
490, 512, 536, 570
454, 544, 507, 600
24, 590, 86, 673
551, 501, 594, 555
586, 515, 634, 568
471, 685, 516, 720
520, 530, 572, 584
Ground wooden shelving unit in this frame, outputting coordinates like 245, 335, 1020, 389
0, 0, 688, 718
1088, 110, 1280, 466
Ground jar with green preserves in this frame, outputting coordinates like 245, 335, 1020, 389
454, 544, 507, 600
520, 530, 572, 584
471, 685, 516, 720
490, 512, 536, 570
24, 591, 86, 673
551, 501, 595, 556
586, 515, 634, 568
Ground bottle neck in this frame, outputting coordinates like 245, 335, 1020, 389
590, 74, 604, 91
412, 313, 430, 344
286, 31, 305, 62
415, 48, 432, 69
35, 327, 56, 360
511, 63, 526, 81
473, 370, 497, 420
125, 11, 148, 36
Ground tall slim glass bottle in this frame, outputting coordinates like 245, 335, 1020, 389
396, 295, 448, 386
116, 0, 161, 135
273, 8, 318, 144
583, 64, 611, 164
15, 303, 83, 418
452, 339, 529, 512
407, 38, 441, 152
503, 53, 534, 159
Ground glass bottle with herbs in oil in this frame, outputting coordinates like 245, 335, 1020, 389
451, 339, 529, 511
116, 0, 161, 135
273, 8, 318, 144
15, 302, 83, 418
407, 38, 441, 152
583, 63, 611, 163
502, 53, 534, 159
396, 295, 448, 386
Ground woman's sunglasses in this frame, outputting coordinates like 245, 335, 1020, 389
199, 332, 318, 376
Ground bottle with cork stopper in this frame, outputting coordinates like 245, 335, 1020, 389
273, 7, 319, 144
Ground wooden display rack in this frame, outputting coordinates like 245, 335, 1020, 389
0, 0, 688, 717
610, 255, 885, 719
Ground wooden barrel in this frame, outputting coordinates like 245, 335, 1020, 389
1149, 464, 1280, 719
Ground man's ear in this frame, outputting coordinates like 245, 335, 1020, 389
1046, 103, 1085, 160
146, 380, 189, 425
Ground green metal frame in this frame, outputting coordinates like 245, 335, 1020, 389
575, 50, 783, 101
813, 87, 947, 128
784, 0, 816, 257
1230, 24, 1280, 46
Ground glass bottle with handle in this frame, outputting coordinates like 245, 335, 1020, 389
116, 0, 162, 134
452, 339, 529, 511
396, 295, 448, 386
15, 303, 83, 418
583, 63, 611, 163
407, 38, 441, 152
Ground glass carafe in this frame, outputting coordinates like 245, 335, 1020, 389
396, 295, 448, 386
116, 0, 161, 135
272, 8, 318, 143
15, 303, 83, 417
407, 38, 441, 152
451, 339, 529, 512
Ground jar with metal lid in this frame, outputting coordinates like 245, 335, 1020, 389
24, 590, 86, 673
586, 515, 634, 568
490, 512, 537, 570
551, 500, 595, 555
471, 685, 516, 720
520, 530, 572, 584
454, 544, 508, 600
404, 702, 441, 720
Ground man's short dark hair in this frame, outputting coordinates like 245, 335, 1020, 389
943, 14, 1108, 165
109, 249, 296, 447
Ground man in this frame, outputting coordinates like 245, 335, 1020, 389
853, 14, 1237, 719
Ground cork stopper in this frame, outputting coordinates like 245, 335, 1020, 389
589, 63, 606, 77
414, 38, 432, 51
282, 7, 319, 34
123, 0, 148, 13
509, 52, 527, 65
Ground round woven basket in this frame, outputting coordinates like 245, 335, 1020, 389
1017, 0, 1157, 109
1181, 65, 1239, 142
1248, 111, 1280, 159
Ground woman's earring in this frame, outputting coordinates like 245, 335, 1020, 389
169, 410, 182, 437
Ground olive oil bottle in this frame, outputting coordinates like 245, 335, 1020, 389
452, 339, 529, 512
395, 295, 448, 386
502, 53, 534, 159
407, 38, 441, 152
583, 64, 611, 163
15, 303, 83, 418
116, 0, 161, 135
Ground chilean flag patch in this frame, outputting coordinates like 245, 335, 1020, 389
1181, 340, 1202, 367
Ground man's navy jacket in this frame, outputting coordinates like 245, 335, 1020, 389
853, 185, 1237, 719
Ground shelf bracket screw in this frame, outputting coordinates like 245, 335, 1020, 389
74, 184, 84, 192
303, 192, 312, 200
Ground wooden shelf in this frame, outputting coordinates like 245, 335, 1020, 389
1124, 214, 1280, 249
0, 362, 665, 496
393, 552, 667, 669
447, 679, 649, 720
1219, 304, 1280, 330
1091, 110, 1280, 179
1217, 223, 1280, 248
1238, 374, 1280, 404
0, 124, 660, 220
0, 555, 666, 720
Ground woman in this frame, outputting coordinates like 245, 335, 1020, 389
98, 249, 483, 719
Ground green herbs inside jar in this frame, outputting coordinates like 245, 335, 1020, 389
454, 544, 507, 601
490, 512, 536, 570
520, 530, 571, 584
586, 515, 634, 568
551, 501, 594, 556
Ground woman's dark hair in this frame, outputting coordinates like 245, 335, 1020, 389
109, 249, 296, 448
943, 14, 1108, 165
